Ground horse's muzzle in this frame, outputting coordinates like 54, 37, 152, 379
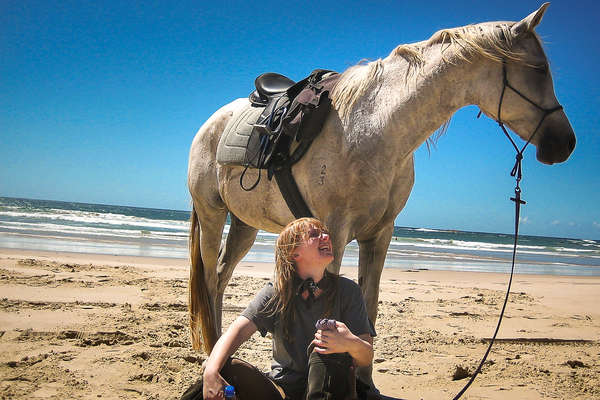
535, 118, 576, 165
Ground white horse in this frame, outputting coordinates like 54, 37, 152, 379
187, 3, 575, 353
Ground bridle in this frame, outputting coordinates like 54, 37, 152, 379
495, 59, 563, 183
453, 60, 563, 400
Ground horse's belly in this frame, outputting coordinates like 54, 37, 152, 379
218, 166, 294, 233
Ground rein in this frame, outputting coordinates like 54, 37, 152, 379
453, 60, 563, 400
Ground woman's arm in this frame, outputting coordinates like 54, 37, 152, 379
203, 316, 258, 399
311, 322, 374, 367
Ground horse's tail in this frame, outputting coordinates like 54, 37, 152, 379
188, 205, 218, 353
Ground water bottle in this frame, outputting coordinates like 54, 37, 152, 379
224, 385, 236, 399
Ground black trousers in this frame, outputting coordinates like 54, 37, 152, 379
181, 358, 284, 400
306, 351, 356, 400
180, 353, 360, 400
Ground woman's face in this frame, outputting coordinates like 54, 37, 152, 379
293, 225, 334, 275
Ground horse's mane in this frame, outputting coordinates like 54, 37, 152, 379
332, 21, 542, 126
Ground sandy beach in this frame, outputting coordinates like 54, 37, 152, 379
1, 248, 598, 399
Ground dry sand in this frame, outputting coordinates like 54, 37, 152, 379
0, 248, 598, 399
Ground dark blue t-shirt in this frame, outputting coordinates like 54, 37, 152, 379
241, 275, 375, 395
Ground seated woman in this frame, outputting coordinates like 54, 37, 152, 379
187, 217, 376, 400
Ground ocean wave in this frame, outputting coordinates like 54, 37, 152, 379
388, 237, 594, 259
2, 197, 599, 274
0, 219, 286, 245
0, 209, 188, 231
0, 221, 188, 241
3, 214, 596, 261
410, 227, 445, 233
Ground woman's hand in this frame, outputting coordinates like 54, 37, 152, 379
200, 316, 258, 399
202, 368, 228, 400
311, 321, 373, 366
311, 321, 354, 354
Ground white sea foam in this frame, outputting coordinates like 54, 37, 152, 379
2, 197, 599, 275
0, 209, 188, 231
0, 221, 187, 241
2, 211, 593, 261
387, 237, 594, 260
411, 227, 444, 233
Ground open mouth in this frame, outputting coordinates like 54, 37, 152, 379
319, 244, 332, 255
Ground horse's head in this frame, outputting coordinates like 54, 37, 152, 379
480, 3, 576, 164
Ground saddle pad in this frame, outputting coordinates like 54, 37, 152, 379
216, 102, 264, 166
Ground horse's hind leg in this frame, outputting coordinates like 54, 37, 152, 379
214, 214, 258, 333
189, 201, 227, 352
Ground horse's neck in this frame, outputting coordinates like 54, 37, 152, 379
369, 50, 484, 158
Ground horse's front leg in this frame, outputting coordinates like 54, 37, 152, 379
356, 223, 394, 388
357, 223, 394, 326
215, 214, 258, 333
324, 222, 351, 276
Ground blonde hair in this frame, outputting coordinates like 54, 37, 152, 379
271, 217, 338, 340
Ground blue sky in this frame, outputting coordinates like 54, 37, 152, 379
1, 1, 598, 239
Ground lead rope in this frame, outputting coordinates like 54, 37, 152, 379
453, 59, 563, 400
452, 156, 524, 400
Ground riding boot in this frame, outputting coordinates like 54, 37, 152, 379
355, 365, 381, 400
305, 350, 356, 400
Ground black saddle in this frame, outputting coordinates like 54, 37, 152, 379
240, 69, 339, 218
244, 70, 335, 174
249, 73, 296, 105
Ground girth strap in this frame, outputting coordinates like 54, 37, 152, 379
274, 166, 314, 218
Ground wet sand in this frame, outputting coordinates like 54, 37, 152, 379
1, 248, 598, 399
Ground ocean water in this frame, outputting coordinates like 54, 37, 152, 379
1, 197, 599, 276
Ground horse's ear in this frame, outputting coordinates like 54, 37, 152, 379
511, 2, 550, 37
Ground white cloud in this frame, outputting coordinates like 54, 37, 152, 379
551, 220, 560, 225
593, 221, 600, 229
568, 221, 576, 227
519, 216, 530, 224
